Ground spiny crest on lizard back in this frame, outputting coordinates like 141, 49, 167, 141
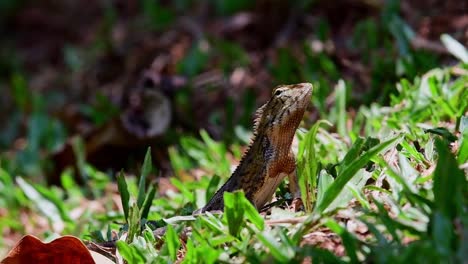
253, 83, 312, 135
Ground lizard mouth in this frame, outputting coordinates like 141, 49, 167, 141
290, 83, 313, 108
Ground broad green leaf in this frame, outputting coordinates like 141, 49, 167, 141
316, 171, 334, 208
315, 136, 398, 213
223, 191, 245, 237
326, 169, 371, 212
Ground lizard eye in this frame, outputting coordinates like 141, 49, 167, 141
274, 89, 283, 96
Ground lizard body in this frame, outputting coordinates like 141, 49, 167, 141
197, 83, 312, 213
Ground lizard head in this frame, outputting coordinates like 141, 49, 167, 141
254, 83, 312, 135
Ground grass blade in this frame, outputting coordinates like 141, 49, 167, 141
433, 138, 465, 219
441, 34, 468, 63
243, 197, 264, 231
141, 184, 156, 220
458, 116, 468, 164
117, 171, 130, 222
165, 224, 180, 261
298, 120, 332, 212
16, 177, 63, 225
316, 171, 334, 209
336, 80, 347, 138
315, 136, 399, 213
223, 191, 245, 237
325, 219, 359, 263
339, 137, 365, 170
137, 147, 152, 208
257, 231, 292, 262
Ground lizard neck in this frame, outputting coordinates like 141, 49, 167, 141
264, 107, 305, 158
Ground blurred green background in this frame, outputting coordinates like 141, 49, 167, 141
0, 0, 466, 259
1, 0, 464, 180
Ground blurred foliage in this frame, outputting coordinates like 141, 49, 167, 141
0, 0, 467, 261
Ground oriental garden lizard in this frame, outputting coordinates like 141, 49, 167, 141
196, 83, 312, 213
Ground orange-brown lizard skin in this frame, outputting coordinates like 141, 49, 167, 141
197, 83, 312, 213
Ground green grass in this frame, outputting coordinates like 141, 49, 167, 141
0, 2, 467, 261
0, 59, 466, 261
102, 60, 467, 262
3, 61, 466, 262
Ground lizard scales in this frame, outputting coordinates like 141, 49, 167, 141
198, 83, 312, 212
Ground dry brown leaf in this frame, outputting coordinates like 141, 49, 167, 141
1, 235, 101, 264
